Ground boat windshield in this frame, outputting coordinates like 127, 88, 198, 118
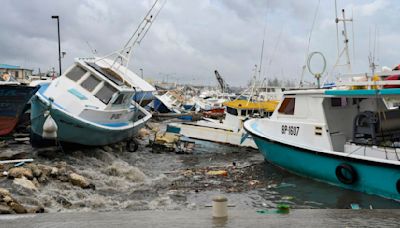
95, 83, 117, 104
226, 107, 238, 116
81, 74, 101, 92
66, 65, 86, 81
278, 98, 295, 115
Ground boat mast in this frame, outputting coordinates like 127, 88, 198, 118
96, 0, 165, 78
332, 4, 353, 73
368, 26, 379, 75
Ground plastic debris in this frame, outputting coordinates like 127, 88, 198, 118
274, 182, 296, 189
0, 159, 34, 164
256, 209, 270, 214
281, 196, 294, 201
14, 162, 25, 167
277, 204, 290, 214
207, 170, 228, 176
350, 203, 360, 210
249, 180, 260, 186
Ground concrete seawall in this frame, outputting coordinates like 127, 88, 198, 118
1, 209, 399, 227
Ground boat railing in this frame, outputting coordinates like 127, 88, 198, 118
336, 80, 400, 87
78, 57, 95, 61
336, 70, 400, 88
339, 70, 400, 78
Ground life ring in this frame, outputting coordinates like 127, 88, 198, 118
396, 179, 400, 194
335, 163, 357, 185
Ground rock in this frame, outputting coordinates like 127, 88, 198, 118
3, 196, 13, 203
12, 177, 38, 192
69, 173, 95, 190
102, 146, 113, 153
26, 164, 42, 178
8, 167, 33, 180
55, 196, 72, 208
0, 149, 27, 160
138, 128, 150, 139
37, 164, 52, 183
8, 201, 27, 214
0, 188, 11, 197
50, 167, 59, 177
32, 178, 40, 188
37, 175, 49, 184
55, 161, 67, 170
26, 205, 45, 213
0, 204, 13, 214
54, 162, 69, 182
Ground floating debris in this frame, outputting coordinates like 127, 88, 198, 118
350, 203, 360, 210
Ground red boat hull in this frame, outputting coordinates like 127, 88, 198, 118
203, 108, 225, 118
0, 117, 19, 136
0, 84, 39, 136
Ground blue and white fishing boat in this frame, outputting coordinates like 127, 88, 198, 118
244, 3, 400, 201
30, 1, 162, 147
244, 71, 400, 200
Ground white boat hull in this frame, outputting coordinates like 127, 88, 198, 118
167, 122, 257, 149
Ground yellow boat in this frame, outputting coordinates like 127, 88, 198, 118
223, 99, 279, 113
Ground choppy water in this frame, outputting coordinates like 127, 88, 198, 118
3, 124, 399, 212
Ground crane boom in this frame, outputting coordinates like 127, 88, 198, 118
214, 70, 229, 93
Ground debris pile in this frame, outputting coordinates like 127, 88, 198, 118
169, 163, 267, 193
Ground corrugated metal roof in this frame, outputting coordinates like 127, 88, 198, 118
0, 64, 20, 69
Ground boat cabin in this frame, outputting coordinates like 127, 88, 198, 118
225, 100, 278, 118
272, 87, 400, 162
222, 99, 278, 132
45, 59, 136, 114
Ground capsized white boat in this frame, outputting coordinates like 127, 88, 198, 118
30, 1, 162, 148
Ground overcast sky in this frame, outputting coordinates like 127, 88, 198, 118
0, 0, 399, 86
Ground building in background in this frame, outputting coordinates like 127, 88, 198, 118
0, 64, 33, 82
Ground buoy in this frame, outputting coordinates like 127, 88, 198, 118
212, 195, 228, 218
42, 112, 58, 139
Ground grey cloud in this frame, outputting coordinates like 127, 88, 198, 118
0, 0, 399, 86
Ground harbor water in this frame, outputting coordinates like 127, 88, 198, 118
1, 121, 398, 213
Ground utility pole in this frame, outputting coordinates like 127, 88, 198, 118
51, 15, 62, 76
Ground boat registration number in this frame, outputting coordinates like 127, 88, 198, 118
281, 125, 299, 136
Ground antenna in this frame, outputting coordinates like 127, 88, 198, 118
86, 41, 97, 56
332, 7, 353, 73
258, 29, 265, 83
299, 0, 320, 87
368, 25, 379, 74
335, 0, 339, 56
351, 7, 355, 66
